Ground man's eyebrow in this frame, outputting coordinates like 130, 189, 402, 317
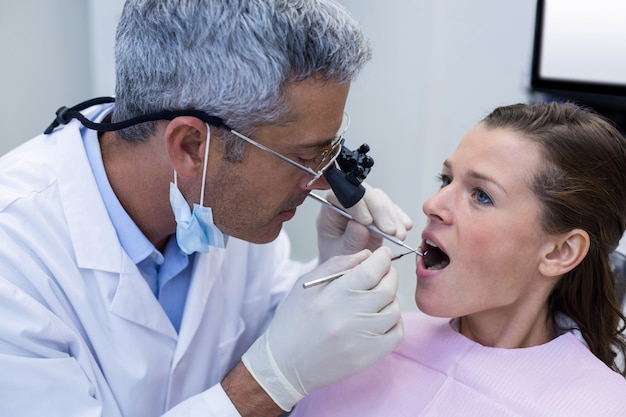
272, 113, 338, 150
279, 111, 344, 151
291, 137, 335, 151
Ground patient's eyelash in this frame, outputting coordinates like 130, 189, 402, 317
436, 173, 451, 188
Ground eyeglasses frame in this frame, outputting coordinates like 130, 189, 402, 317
223, 112, 350, 187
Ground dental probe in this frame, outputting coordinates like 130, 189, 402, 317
308, 192, 421, 255
302, 250, 420, 289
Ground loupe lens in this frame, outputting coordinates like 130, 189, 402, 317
323, 167, 365, 208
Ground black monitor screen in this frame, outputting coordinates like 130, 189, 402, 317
531, 0, 626, 97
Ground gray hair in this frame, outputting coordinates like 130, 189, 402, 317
112, 0, 371, 151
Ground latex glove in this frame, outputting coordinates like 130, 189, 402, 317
317, 183, 413, 264
241, 247, 403, 411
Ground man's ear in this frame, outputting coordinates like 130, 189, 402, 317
538, 229, 590, 277
165, 117, 209, 178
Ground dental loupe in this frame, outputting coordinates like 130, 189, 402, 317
324, 143, 374, 208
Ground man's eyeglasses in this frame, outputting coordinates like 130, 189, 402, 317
224, 112, 349, 187
42, 97, 348, 188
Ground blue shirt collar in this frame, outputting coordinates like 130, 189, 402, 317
82, 109, 163, 265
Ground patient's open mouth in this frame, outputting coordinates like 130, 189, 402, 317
422, 239, 450, 270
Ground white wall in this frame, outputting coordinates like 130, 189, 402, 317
0, 1, 90, 152
87, 0, 124, 97
0, 0, 123, 153
0, 0, 537, 311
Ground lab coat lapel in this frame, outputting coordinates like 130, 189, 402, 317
173, 247, 226, 361
53, 113, 176, 339
111, 255, 177, 339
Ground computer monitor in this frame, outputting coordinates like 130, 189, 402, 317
530, 0, 626, 131
530, 0, 626, 97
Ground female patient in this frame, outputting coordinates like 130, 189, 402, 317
292, 102, 626, 416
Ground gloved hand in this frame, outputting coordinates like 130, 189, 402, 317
241, 247, 403, 411
317, 183, 413, 264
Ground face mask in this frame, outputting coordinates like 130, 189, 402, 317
169, 124, 227, 254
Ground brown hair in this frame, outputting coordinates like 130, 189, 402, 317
483, 102, 626, 376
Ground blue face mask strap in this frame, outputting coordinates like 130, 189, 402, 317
199, 124, 211, 208
43, 96, 227, 134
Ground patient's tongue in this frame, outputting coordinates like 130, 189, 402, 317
423, 248, 450, 270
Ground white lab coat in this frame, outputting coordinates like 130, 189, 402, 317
0, 105, 310, 416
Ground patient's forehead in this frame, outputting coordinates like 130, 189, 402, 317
450, 124, 541, 187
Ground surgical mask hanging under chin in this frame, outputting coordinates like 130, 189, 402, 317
169, 124, 227, 254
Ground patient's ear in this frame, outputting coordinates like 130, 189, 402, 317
538, 229, 590, 277
165, 117, 209, 179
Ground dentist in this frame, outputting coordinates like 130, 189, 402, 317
0, 1, 411, 416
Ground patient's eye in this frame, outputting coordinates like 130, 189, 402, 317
472, 188, 493, 205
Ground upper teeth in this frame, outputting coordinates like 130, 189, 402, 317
426, 239, 438, 248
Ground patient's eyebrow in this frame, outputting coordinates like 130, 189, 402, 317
469, 170, 506, 194
443, 160, 507, 195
